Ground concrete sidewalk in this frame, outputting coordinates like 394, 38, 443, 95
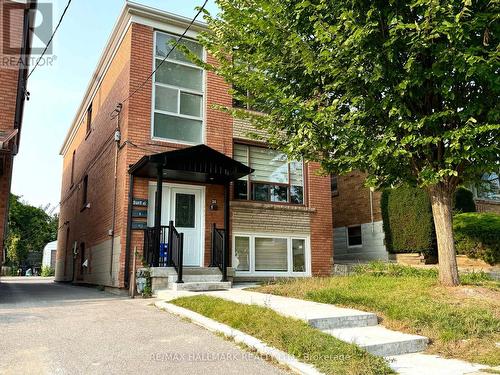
157, 288, 489, 375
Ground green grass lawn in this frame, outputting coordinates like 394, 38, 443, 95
171, 295, 394, 375
256, 263, 500, 366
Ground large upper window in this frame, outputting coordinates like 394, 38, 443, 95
233, 144, 304, 204
153, 32, 204, 144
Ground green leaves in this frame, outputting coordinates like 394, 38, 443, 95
200, 0, 499, 189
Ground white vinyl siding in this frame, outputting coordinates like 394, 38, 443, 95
152, 31, 204, 144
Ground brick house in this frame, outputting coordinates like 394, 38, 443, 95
55, 2, 333, 292
0, 0, 36, 263
331, 172, 388, 264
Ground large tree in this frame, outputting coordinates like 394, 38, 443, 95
6, 194, 58, 266
198, 0, 499, 285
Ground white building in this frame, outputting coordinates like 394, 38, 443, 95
42, 241, 58, 269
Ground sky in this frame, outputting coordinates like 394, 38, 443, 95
11, 0, 218, 212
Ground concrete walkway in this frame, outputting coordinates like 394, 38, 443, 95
0, 277, 286, 375
157, 288, 489, 375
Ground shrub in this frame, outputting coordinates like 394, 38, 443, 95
453, 187, 476, 213
453, 213, 500, 265
41, 266, 55, 277
381, 186, 434, 254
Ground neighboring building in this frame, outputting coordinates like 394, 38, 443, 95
471, 171, 500, 214
0, 0, 36, 263
55, 2, 333, 291
42, 240, 57, 269
331, 171, 388, 263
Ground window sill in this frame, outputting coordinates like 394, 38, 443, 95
231, 200, 315, 213
150, 137, 202, 148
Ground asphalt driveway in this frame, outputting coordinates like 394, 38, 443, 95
0, 277, 286, 375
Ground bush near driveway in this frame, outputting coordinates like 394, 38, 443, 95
171, 295, 394, 375
454, 213, 500, 265
41, 266, 55, 277
257, 263, 500, 366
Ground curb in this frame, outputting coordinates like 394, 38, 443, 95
155, 301, 323, 375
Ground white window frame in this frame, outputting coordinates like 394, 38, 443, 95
232, 232, 311, 277
346, 225, 363, 248
151, 30, 206, 145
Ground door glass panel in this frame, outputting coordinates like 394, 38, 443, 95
292, 239, 305, 272
175, 193, 195, 228
255, 237, 287, 271
234, 236, 250, 271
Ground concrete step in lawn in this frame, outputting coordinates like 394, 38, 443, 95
386, 353, 488, 375
204, 290, 379, 329
323, 325, 428, 357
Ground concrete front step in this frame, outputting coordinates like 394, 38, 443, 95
159, 281, 232, 293
323, 325, 428, 357
166, 274, 224, 283
183, 267, 224, 276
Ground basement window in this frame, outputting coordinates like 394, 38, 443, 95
347, 226, 362, 247
233, 234, 309, 276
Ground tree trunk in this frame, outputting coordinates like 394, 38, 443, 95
428, 184, 460, 286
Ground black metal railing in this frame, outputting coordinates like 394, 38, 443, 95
211, 223, 227, 281
143, 226, 169, 267
143, 221, 184, 283
168, 220, 184, 283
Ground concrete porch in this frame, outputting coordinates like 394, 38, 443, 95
148, 266, 234, 293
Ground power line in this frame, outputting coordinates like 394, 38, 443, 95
115, 0, 208, 111
27, 0, 72, 79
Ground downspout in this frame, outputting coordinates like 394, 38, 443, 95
369, 187, 375, 233
124, 171, 134, 289
109, 104, 122, 277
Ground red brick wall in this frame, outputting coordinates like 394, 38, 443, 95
0, 0, 25, 261
57, 19, 334, 286
475, 200, 500, 214
307, 163, 333, 275
332, 171, 382, 228
56, 25, 132, 283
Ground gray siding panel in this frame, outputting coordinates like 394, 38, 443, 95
334, 221, 388, 263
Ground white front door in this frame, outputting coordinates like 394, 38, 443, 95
170, 187, 203, 266
148, 184, 204, 267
